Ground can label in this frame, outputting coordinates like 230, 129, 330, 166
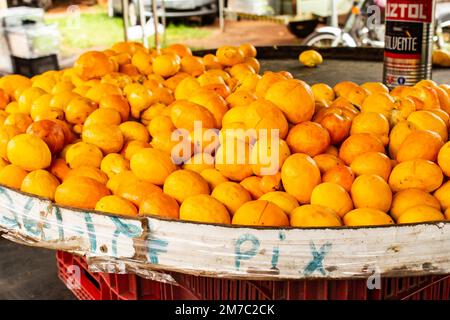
383, 0, 435, 88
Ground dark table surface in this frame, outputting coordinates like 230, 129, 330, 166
0, 53, 448, 300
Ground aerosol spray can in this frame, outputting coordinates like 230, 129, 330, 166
383, 0, 436, 88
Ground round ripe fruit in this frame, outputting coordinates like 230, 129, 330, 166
216, 46, 245, 66
6, 134, 51, 171
170, 100, 216, 131
240, 176, 264, 199
226, 90, 257, 108
299, 50, 323, 67
18, 87, 46, 114
95, 195, 137, 216
115, 179, 162, 207
361, 82, 389, 94
65, 142, 103, 169
350, 152, 392, 181
215, 139, 253, 181
180, 194, 230, 224
311, 83, 335, 103
232, 200, 289, 227
239, 44, 257, 58
244, 99, 289, 139
313, 154, 344, 174
65, 166, 108, 185
163, 43, 192, 58
388, 121, 414, 159
396, 130, 443, 162
333, 81, 358, 98
84, 108, 122, 127
130, 148, 177, 185
106, 170, 137, 194
20, 170, 59, 200
148, 115, 175, 137
55, 176, 110, 209
119, 121, 150, 143
139, 193, 180, 219
265, 79, 315, 124
351, 174, 392, 212
360, 92, 395, 117
391, 189, 441, 221
350, 112, 390, 145
82, 124, 124, 154
174, 76, 201, 100
152, 54, 181, 78
100, 153, 129, 178
251, 138, 290, 176
26, 119, 65, 154
290, 205, 342, 227
203, 53, 222, 70
407, 110, 448, 141
183, 153, 214, 173
389, 159, 443, 192
260, 191, 299, 216
200, 168, 228, 189
343, 208, 394, 226
339, 133, 385, 165
346, 86, 369, 107
188, 90, 228, 129
434, 181, 450, 211
65, 97, 97, 125
151, 132, 193, 164
0, 88, 10, 109
124, 83, 154, 118
0, 164, 28, 189
322, 165, 355, 192
281, 153, 321, 204
121, 140, 150, 160
397, 205, 444, 224
311, 182, 353, 217
99, 94, 130, 121
0, 125, 21, 160
163, 169, 210, 203
49, 158, 71, 181
74, 51, 115, 80
180, 56, 205, 77
260, 173, 282, 193
211, 181, 251, 215
4, 112, 32, 133
438, 142, 450, 177
85, 83, 122, 104
286, 121, 330, 157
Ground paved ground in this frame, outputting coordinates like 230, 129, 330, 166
0, 238, 74, 300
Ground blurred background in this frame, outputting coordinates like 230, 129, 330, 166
0, 0, 449, 72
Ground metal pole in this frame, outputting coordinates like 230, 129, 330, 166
138, 0, 147, 47
122, 0, 129, 41
219, 0, 225, 32
161, 0, 167, 47
152, 0, 159, 49
331, 0, 338, 28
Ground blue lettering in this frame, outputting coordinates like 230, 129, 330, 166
235, 234, 260, 271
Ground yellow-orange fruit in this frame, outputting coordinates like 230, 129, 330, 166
163, 169, 210, 203
7, 133, 51, 171
438, 142, 450, 177
139, 193, 180, 219
55, 176, 111, 209
212, 181, 251, 215
115, 179, 162, 207
339, 133, 385, 165
82, 124, 124, 154
391, 188, 441, 221
170, 100, 216, 131
290, 205, 342, 227
311, 182, 353, 217
350, 152, 392, 181
397, 205, 444, 224
240, 176, 265, 199
180, 194, 230, 224
0, 164, 28, 189
396, 130, 443, 162
322, 165, 355, 192
313, 154, 345, 174
244, 99, 289, 139
343, 208, 394, 226
130, 148, 177, 185
65, 166, 108, 185
286, 121, 330, 157
281, 153, 321, 204
95, 195, 138, 216
232, 200, 289, 227
265, 79, 315, 124
434, 181, 450, 211
65, 142, 103, 169
389, 159, 443, 192
351, 174, 392, 212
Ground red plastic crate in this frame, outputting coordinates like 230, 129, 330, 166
56, 251, 450, 300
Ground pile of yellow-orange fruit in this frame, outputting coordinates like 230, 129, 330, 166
0, 42, 450, 228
